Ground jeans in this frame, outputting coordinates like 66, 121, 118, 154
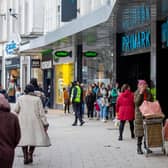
100, 105, 107, 120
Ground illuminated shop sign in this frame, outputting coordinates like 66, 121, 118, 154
84, 51, 97, 57
161, 20, 168, 48
54, 51, 72, 57
121, 30, 151, 53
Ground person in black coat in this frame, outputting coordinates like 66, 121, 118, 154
85, 87, 96, 119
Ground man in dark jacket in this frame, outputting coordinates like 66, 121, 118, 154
0, 94, 21, 168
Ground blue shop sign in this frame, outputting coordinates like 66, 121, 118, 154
121, 30, 151, 53
161, 20, 168, 48
5, 41, 19, 55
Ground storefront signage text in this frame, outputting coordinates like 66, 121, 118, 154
5, 41, 19, 55
54, 51, 71, 57
31, 59, 41, 68
84, 51, 98, 57
122, 30, 151, 53
41, 60, 52, 69
122, 5, 150, 30
161, 20, 168, 48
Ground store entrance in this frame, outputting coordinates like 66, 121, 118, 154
117, 53, 150, 91
157, 49, 168, 118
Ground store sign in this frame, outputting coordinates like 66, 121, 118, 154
122, 5, 150, 30
122, 30, 151, 53
41, 60, 52, 69
161, 20, 168, 48
5, 41, 19, 55
31, 59, 41, 68
84, 51, 98, 57
54, 51, 72, 57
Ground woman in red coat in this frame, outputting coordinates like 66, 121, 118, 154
116, 84, 135, 140
0, 94, 21, 168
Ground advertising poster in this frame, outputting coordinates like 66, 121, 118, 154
55, 63, 74, 104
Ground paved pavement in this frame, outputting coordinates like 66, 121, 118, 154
13, 109, 168, 168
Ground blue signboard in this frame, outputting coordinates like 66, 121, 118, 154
161, 20, 168, 48
122, 5, 150, 30
121, 30, 151, 53
5, 41, 18, 55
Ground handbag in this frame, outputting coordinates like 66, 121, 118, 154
139, 100, 165, 118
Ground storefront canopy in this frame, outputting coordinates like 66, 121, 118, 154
19, 1, 116, 55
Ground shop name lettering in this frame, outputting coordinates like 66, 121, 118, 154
122, 30, 151, 52
162, 20, 168, 47
5, 41, 18, 55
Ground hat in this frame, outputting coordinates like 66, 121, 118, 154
138, 80, 147, 85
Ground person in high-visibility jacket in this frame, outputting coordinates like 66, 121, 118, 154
70, 81, 85, 126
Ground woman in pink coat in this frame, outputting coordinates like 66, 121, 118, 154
116, 84, 135, 140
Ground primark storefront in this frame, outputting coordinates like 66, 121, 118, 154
19, 0, 168, 116
115, 0, 168, 117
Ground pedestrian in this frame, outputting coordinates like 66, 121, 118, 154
14, 84, 51, 164
15, 85, 22, 102
63, 87, 70, 114
110, 82, 120, 119
116, 84, 135, 141
134, 80, 153, 154
85, 87, 95, 119
30, 78, 47, 109
0, 94, 21, 168
70, 81, 85, 126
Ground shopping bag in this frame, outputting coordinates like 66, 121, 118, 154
114, 118, 120, 128
139, 100, 165, 118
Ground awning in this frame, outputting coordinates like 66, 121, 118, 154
19, 1, 116, 54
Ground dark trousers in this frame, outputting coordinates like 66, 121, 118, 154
73, 102, 83, 124
119, 120, 134, 138
111, 103, 116, 118
64, 101, 70, 113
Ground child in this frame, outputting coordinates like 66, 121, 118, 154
94, 96, 101, 120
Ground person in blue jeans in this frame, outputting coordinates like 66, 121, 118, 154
100, 96, 109, 122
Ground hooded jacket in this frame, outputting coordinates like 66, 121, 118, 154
116, 89, 135, 121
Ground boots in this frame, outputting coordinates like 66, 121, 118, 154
118, 121, 124, 141
22, 146, 29, 164
137, 137, 143, 154
144, 140, 152, 154
137, 144, 143, 154
28, 146, 35, 163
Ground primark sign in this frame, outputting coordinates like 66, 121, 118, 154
121, 30, 151, 53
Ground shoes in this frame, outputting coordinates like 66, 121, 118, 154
72, 123, 77, 126
118, 136, 123, 141
137, 146, 143, 154
146, 148, 152, 154
80, 121, 85, 126
131, 134, 135, 139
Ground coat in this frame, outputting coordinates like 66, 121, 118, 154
14, 93, 51, 147
0, 99, 20, 168
116, 89, 135, 121
134, 89, 153, 137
